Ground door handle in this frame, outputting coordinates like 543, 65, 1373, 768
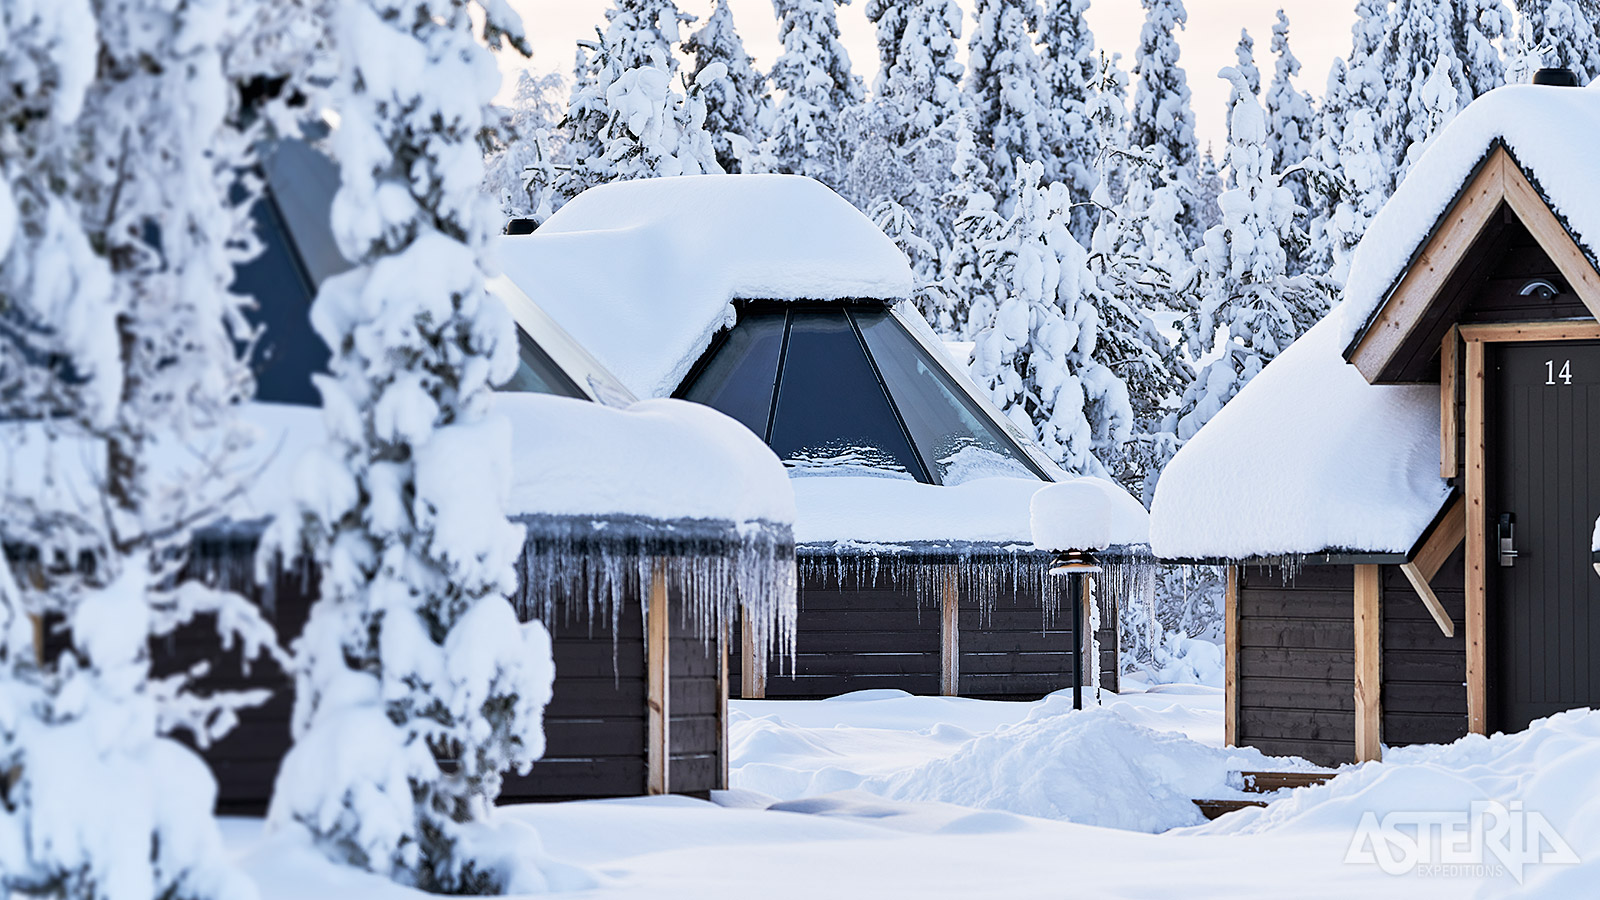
1498, 513, 1518, 567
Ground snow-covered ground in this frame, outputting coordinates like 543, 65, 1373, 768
221, 682, 1597, 898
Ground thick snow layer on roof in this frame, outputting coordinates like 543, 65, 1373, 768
793, 475, 1146, 548
1340, 83, 1600, 349
496, 175, 914, 399
233, 395, 793, 527
1149, 315, 1452, 559
1030, 480, 1150, 552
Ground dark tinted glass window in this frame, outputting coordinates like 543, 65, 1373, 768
679, 311, 786, 437
768, 310, 926, 480
853, 308, 1045, 484
237, 192, 327, 406
500, 328, 587, 399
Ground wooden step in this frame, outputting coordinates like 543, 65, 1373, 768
1193, 798, 1267, 820
1238, 770, 1335, 793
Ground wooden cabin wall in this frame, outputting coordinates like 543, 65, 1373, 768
1235, 565, 1356, 767
139, 538, 725, 812
732, 568, 1117, 701
1380, 548, 1469, 747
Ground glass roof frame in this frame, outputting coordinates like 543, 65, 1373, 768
677, 298, 1054, 486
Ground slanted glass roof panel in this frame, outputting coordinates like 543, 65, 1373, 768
851, 308, 1046, 485
680, 310, 785, 437
236, 191, 327, 406
501, 327, 588, 399
767, 310, 926, 480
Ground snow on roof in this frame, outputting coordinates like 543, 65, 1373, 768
794, 475, 1147, 549
239, 394, 794, 527
1030, 480, 1150, 552
495, 175, 914, 399
1339, 83, 1600, 350
1148, 315, 1452, 560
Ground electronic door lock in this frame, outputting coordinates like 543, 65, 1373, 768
1498, 513, 1518, 567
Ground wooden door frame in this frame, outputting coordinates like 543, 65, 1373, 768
1459, 321, 1600, 734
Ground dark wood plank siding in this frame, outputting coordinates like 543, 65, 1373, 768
1235, 565, 1355, 766
149, 538, 727, 812
733, 566, 1114, 700
1381, 548, 1468, 747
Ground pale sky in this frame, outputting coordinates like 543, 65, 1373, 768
499, 0, 1359, 152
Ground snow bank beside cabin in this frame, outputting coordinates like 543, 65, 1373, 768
793, 475, 1146, 548
235, 395, 793, 528
1340, 83, 1600, 349
496, 175, 914, 399
1149, 315, 1451, 559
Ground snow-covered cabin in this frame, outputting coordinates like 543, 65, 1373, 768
157, 141, 796, 810
499, 175, 1148, 701
1151, 74, 1600, 766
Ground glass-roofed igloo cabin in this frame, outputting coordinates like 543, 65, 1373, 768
500, 175, 1149, 701
149, 140, 795, 811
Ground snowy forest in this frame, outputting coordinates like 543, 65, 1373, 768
484, 0, 1600, 673
5, 0, 1600, 897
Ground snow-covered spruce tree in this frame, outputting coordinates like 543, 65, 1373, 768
562, 31, 722, 197
843, 0, 967, 289
1038, 0, 1100, 244
1233, 28, 1260, 100
260, 1, 557, 892
1171, 67, 1331, 443
0, 0, 289, 896
761, 0, 865, 188
601, 0, 694, 73
940, 111, 1001, 336
967, 159, 1128, 476
1192, 145, 1222, 235
684, 0, 771, 173
1401, 52, 1461, 176
964, 0, 1051, 209
1129, 0, 1201, 247
1305, 0, 1392, 278
484, 69, 569, 222
1265, 11, 1315, 209
1517, 0, 1600, 84
1082, 51, 1192, 502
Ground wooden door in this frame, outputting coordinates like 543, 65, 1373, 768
1489, 340, 1600, 733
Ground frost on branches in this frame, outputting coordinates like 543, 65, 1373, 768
260, 1, 556, 892
562, 30, 722, 198
1038, 0, 1099, 244
1265, 10, 1314, 220
1172, 67, 1330, 444
843, 0, 966, 291
761, 0, 864, 188
1, 1, 284, 897
966, 160, 1128, 477
1517, 0, 1600, 84
684, 0, 772, 173
1129, 0, 1201, 246
963, 0, 1050, 208
484, 69, 568, 222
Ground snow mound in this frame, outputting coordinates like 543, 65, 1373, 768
1340, 83, 1600, 350
497, 175, 914, 399
1030, 479, 1150, 551
1149, 315, 1451, 559
795, 475, 1144, 547
1201, 709, 1600, 894
873, 706, 1303, 833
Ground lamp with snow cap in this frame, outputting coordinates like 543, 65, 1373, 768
1049, 549, 1102, 575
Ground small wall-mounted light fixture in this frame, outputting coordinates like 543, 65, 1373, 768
1049, 550, 1103, 575
1520, 278, 1561, 300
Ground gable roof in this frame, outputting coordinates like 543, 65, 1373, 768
495, 175, 914, 399
1341, 84, 1600, 378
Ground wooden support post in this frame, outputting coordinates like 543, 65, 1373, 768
1224, 566, 1239, 748
940, 568, 959, 697
739, 614, 765, 699
1079, 574, 1096, 699
30, 614, 43, 662
1441, 325, 1459, 478
1401, 493, 1465, 638
717, 618, 730, 791
1465, 338, 1488, 735
1354, 564, 1383, 763
646, 561, 670, 795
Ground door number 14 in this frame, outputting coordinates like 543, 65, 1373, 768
1546, 359, 1573, 385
